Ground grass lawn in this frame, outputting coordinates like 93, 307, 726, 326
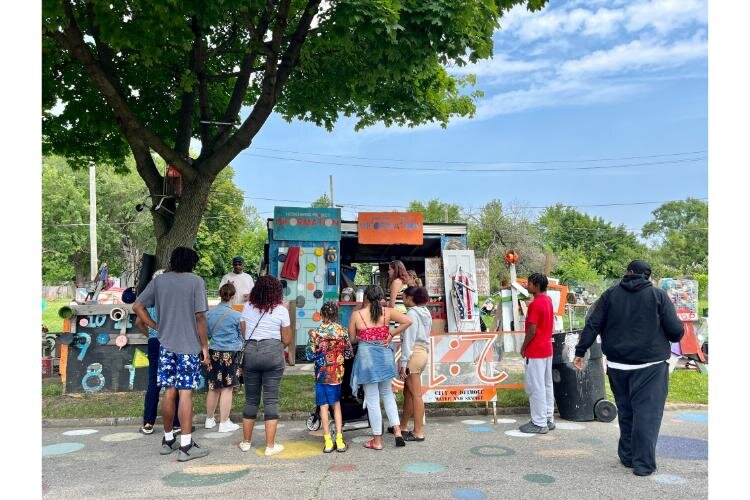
43, 298, 73, 333
42, 369, 706, 420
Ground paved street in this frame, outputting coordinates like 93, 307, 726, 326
42, 409, 707, 499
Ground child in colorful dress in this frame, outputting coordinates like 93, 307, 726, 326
306, 301, 354, 453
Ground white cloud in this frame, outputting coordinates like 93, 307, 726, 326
499, 0, 706, 41
450, 54, 549, 79
625, 0, 707, 34
560, 36, 707, 77
473, 78, 642, 119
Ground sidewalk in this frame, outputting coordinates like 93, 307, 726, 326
42, 410, 709, 498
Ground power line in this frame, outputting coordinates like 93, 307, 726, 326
252, 147, 707, 165
241, 152, 706, 173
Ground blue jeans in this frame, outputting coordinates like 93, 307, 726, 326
144, 338, 180, 426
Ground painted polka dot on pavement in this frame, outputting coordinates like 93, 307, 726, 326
43, 443, 85, 457
62, 429, 98, 436
461, 420, 486, 425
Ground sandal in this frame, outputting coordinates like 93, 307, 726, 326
395, 435, 406, 447
386, 426, 394, 434
363, 439, 383, 450
404, 431, 425, 442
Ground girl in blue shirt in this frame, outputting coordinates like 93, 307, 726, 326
204, 283, 246, 433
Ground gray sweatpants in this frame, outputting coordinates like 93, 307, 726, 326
243, 339, 285, 421
524, 356, 554, 427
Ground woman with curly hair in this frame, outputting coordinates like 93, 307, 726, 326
239, 275, 292, 456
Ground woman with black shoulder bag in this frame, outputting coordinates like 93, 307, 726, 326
238, 276, 293, 455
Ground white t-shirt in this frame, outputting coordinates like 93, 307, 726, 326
241, 304, 290, 341
219, 272, 255, 306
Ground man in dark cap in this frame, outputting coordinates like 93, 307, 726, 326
219, 256, 255, 306
574, 260, 684, 477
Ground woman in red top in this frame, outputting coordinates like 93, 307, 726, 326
349, 285, 412, 450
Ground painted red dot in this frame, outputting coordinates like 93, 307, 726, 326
449, 339, 460, 349
450, 364, 460, 376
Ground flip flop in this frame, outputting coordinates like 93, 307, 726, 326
363, 439, 383, 450
404, 431, 425, 442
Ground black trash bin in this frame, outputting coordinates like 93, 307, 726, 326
552, 330, 617, 422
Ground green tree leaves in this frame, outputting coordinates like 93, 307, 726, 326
642, 198, 708, 275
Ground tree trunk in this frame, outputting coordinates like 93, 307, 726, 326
153, 174, 213, 269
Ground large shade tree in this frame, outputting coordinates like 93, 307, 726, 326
43, 0, 547, 266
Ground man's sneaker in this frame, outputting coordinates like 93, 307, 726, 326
160, 436, 180, 455
519, 421, 549, 434
204, 417, 217, 429
239, 441, 253, 452
172, 426, 180, 434
177, 441, 209, 462
218, 420, 240, 433
264, 443, 285, 456
547, 419, 556, 431
140, 423, 154, 435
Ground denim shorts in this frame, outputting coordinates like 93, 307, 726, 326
157, 346, 201, 390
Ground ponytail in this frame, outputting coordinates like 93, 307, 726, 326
364, 285, 385, 323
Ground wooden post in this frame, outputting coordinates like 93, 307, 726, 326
287, 301, 296, 366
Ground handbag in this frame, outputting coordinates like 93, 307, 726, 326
235, 311, 266, 368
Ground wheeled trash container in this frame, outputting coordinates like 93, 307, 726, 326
552, 330, 617, 422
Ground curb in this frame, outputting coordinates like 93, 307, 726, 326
42, 403, 707, 428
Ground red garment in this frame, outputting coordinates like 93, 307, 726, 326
525, 293, 554, 358
280, 246, 301, 280
357, 311, 390, 342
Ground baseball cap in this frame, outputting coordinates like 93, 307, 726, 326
626, 260, 652, 277
232, 256, 244, 264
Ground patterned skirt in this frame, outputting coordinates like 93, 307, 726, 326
206, 349, 241, 389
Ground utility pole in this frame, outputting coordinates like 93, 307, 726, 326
329, 174, 334, 207
89, 162, 98, 281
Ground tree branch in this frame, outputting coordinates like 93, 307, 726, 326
46, 0, 196, 182
204, 0, 321, 177
174, 16, 202, 157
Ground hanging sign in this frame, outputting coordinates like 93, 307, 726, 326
357, 212, 423, 245
273, 207, 341, 242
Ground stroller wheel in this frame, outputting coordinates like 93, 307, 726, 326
306, 414, 321, 431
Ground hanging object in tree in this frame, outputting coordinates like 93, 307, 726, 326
504, 251, 519, 265
165, 165, 182, 198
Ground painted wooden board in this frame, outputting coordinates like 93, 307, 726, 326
442, 250, 481, 333
425, 257, 444, 297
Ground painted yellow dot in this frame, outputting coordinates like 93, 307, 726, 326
256, 440, 322, 459
314, 248, 323, 256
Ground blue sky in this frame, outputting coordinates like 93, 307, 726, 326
228, 0, 707, 234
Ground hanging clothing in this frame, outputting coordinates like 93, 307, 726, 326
280, 246, 301, 280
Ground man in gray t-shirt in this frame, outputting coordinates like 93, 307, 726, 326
133, 247, 210, 462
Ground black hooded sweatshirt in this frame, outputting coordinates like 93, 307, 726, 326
575, 274, 685, 365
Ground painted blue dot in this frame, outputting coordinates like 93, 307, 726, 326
96, 333, 110, 345
657, 435, 708, 461
42, 443, 85, 457
298, 311, 305, 317
402, 462, 445, 474
467, 426, 493, 433
675, 412, 708, 423
453, 488, 486, 500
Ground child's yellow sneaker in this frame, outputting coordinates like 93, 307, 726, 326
335, 433, 347, 453
323, 434, 335, 453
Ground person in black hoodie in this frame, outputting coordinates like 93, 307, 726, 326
574, 260, 684, 477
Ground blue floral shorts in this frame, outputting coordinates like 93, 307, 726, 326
157, 346, 201, 390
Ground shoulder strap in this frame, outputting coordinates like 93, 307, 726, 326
357, 310, 368, 328
209, 307, 232, 337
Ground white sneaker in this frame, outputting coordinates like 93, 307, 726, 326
204, 417, 216, 429
264, 443, 285, 456
218, 420, 240, 433
239, 441, 252, 452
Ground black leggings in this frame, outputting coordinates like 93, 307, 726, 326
242, 340, 285, 421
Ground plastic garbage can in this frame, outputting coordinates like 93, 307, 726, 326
552, 330, 617, 422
